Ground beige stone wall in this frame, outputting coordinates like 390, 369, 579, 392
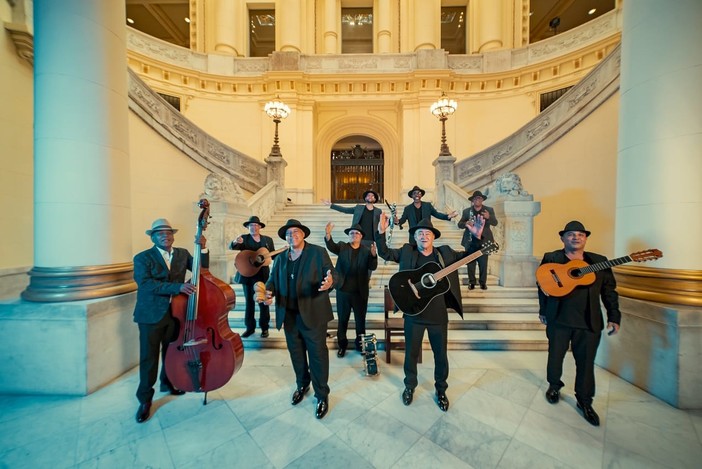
0, 3, 34, 270
518, 94, 620, 258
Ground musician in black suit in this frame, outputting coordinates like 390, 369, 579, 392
322, 190, 382, 246
229, 215, 275, 338
395, 186, 458, 244
132, 218, 208, 423
264, 219, 337, 419
376, 215, 482, 411
324, 222, 378, 357
537, 220, 621, 427
458, 190, 498, 290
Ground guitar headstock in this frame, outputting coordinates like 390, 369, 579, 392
481, 241, 500, 255
631, 249, 663, 262
197, 199, 210, 232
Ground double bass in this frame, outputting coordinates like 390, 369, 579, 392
165, 199, 244, 403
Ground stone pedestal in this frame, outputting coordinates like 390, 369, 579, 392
0, 293, 137, 395
203, 200, 250, 284
596, 297, 702, 409
491, 199, 541, 287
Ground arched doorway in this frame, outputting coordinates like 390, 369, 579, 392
330, 136, 384, 203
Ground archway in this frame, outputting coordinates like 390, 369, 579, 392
331, 136, 384, 203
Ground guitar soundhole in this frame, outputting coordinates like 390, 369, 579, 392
421, 273, 437, 289
571, 268, 582, 278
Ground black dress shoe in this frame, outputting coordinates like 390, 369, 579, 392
468, 284, 476, 290
315, 397, 329, 419
337, 348, 346, 358
401, 387, 414, 406
261, 330, 269, 338
545, 385, 560, 404
291, 385, 310, 405
135, 401, 151, 423
577, 401, 600, 426
436, 392, 449, 412
242, 330, 255, 338
480, 283, 488, 290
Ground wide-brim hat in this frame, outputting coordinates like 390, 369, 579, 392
278, 219, 311, 240
344, 223, 365, 237
559, 220, 591, 237
145, 218, 178, 236
469, 190, 488, 201
243, 215, 265, 228
362, 190, 379, 202
409, 218, 441, 239
407, 185, 426, 198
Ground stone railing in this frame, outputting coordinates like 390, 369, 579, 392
453, 44, 621, 191
127, 69, 268, 195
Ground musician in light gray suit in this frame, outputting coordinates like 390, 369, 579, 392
132, 218, 208, 423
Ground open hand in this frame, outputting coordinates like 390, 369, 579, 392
319, 269, 334, 291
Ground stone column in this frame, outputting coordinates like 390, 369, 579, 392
375, 0, 392, 53
487, 174, 541, 287
0, 0, 139, 396
413, 0, 440, 50
277, 0, 302, 52
213, 0, 240, 55
25, 0, 134, 302
597, 0, 702, 409
323, 0, 339, 53
473, 0, 505, 52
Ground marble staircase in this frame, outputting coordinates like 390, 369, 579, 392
227, 204, 546, 354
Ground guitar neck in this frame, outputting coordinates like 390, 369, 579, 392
269, 246, 289, 257
577, 255, 632, 274
433, 249, 486, 281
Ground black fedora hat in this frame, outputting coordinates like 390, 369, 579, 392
362, 190, 379, 202
559, 220, 591, 237
469, 190, 488, 201
409, 218, 441, 239
277, 219, 311, 240
407, 185, 426, 198
243, 215, 265, 228
344, 223, 365, 237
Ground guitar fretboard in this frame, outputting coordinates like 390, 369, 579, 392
577, 256, 632, 274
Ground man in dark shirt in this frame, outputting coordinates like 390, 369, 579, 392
457, 190, 498, 290
395, 186, 458, 244
322, 190, 382, 247
537, 220, 621, 427
376, 215, 482, 411
324, 222, 378, 357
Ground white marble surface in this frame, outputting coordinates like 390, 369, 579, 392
1, 349, 701, 468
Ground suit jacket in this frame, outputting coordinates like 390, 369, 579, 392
376, 234, 466, 317
230, 233, 275, 284
537, 249, 621, 332
324, 236, 378, 301
132, 246, 209, 324
458, 205, 498, 249
329, 204, 382, 241
397, 201, 451, 229
266, 242, 338, 330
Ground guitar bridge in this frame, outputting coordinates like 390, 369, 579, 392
549, 269, 563, 287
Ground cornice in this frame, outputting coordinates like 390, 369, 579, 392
4, 21, 33, 66
453, 44, 621, 190
614, 265, 702, 307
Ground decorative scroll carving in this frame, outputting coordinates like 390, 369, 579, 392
530, 12, 617, 60
4, 22, 33, 66
492, 173, 530, 198
447, 55, 483, 71
526, 118, 551, 140
491, 145, 513, 164
201, 173, 246, 203
567, 78, 597, 108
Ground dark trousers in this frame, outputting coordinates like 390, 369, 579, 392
466, 244, 488, 285
283, 311, 330, 399
403, 317, 449, 393
136, 311, 177, 403
336, 290, 368, 351
242, 282, 270, 332
546, 323, 601, 404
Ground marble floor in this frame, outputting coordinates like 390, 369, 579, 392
1, 347, 701, 469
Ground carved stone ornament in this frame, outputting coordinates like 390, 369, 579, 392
493, 173, 530, 198
201, 173, 246, 203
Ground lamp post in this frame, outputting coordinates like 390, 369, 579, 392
264, 97, 290, 204
430, 92, 458, 157
430, 92, 458, 207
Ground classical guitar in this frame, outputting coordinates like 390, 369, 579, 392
536, 249, 663, 297
234, 245, 288, 278
388, 241, 499, 316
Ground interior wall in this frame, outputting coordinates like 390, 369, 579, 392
0, 3, 34, 271
518, 93, 620, 257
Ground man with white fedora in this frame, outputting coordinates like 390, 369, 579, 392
132, 218, 208, 423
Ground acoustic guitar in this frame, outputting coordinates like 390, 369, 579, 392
234, 246, 288, 277
388, 241, 499, 316
536, 249, 662, 297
